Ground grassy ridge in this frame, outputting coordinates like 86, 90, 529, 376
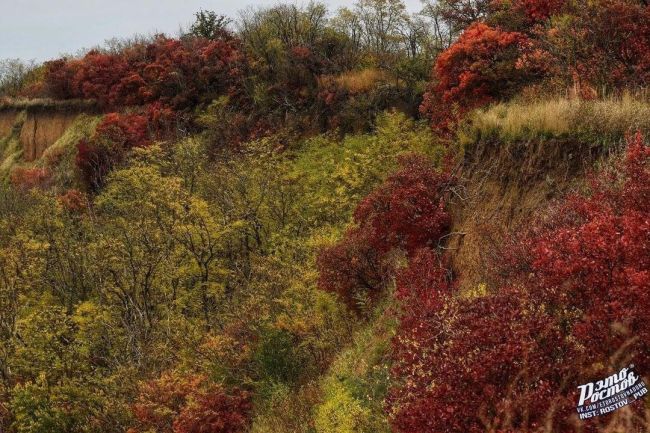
458, 95, 650, 147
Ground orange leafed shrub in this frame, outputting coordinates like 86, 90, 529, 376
57, 189, 87, 212
10, 166, 51, 191
130, 372, 251, 433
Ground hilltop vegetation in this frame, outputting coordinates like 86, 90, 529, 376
0, 1, 649, 433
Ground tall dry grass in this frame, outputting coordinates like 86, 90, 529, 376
0, 97, 98, 111
459, 94, 650, 147
319, 68, 392, 94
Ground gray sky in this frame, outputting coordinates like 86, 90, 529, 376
1, 0, 423, 62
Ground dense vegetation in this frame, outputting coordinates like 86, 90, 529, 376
0, 0, 648, 432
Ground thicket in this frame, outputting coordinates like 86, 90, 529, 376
0, 113, 446, 433
387, 133, 650, 433
0, 0, 648, 431
420, 0, 650, 131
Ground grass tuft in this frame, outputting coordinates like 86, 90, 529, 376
458, 94, 650, 147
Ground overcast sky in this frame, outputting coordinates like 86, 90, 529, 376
1, 0, 423, 62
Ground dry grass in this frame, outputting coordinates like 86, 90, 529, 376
459, 94, 650, 147
321, 68, 392, 94
0, 97, 98, 111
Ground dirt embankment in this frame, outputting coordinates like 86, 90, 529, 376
446, 138, 610, 291
0, 101, 96, 162
20, 111, 82, 161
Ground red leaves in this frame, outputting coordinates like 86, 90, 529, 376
318, 154, 452, 309
390, 288, 567, 433
76, 112, 151, 191
43, 58, 81, 99
42, 36, 247, 111
130, 373, 251, 433
9, 166, 51, 191
173, 386, 251, 433
95, 112, 151, 149
57, 189, 87, 213
421, 23, 528, 131
421, 0, 650, 130
317, 226, 393, 309
515, 0, 565, 22
387, 134, 650, 433
74, 50, 131, 106
354, 154, 453, 256
524, 133, 650, 369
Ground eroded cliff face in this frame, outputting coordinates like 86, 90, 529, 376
17, 111, 81, 161
447, 138, 609, 291
0, 102, 97, 163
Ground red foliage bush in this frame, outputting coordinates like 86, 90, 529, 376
421, 23, 528, 131
131, 373, 203, 433
57, 189, 87, 213
354, 154, 452, 256
73, 50, 131, 106
318, 155, 452, 308
520, 0, 648, 94
173, 386, 251, 433
317, 226, 393, 309
10, 166, 51, 191
387, 134, 650, 432
43, 58, 81, 99
42, 36, 247, 111
94, 113, 151, 148
551, 0, 650, 89
514, 0, 565, 22
130, 373, 251, 433
76, 112, 151, 191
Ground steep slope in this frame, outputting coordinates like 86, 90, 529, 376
447, 97, 650, 291
0, 102, 101, 188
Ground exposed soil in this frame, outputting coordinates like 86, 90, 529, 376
19, 111, 79, 161
0, 107, 80, 161
446, 137, 611, 291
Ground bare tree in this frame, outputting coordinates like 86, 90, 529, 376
419, 0, 456, 54
356, 0, 409, 64
0, 59, 37, 97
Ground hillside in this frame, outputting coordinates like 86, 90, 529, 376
0, 2, 649, 433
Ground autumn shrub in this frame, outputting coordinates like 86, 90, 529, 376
354, 154, 452, 256
131, 372, 251, 433
57, 189, 88, 213
532, 0, 650, 91
42, 58, 80, 100
317, 154, 452, 309
388, 133, 650, 433
512, 0, 566, 23
172, 386, 251, 433
423, 0, 649, 131
75, 112, 152, 191
317, 226, 393, 310
42, 35, 247, 112
421, 22, 529, 131
9, 166, 51, 191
